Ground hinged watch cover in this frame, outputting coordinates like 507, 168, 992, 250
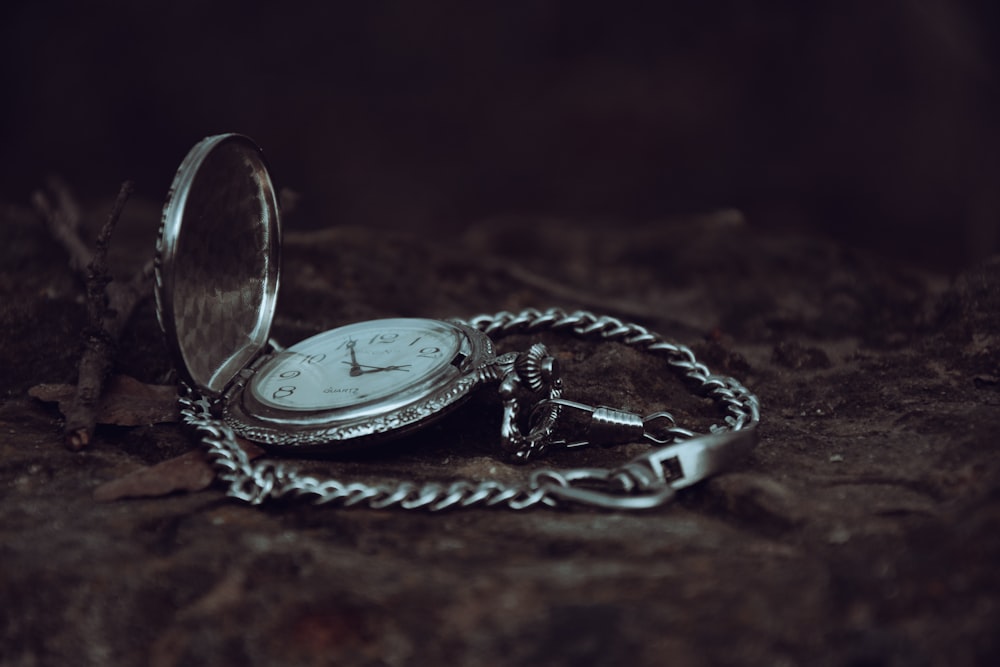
155, 134, 281, 398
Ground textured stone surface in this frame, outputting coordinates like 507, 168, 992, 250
1, 200, 999, 666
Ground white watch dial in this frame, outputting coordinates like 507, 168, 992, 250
248, 318, 464, 413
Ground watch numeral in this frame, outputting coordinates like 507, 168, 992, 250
370, 333, 399, 345
272, 386, 296, 400
409, 336, 423, 346
418, 346, 441, 358
300, 353, 326, 365
279, 370, 301, 379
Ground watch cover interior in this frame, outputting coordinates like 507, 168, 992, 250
155, 134, 281, 397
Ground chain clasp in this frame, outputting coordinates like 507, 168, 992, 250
530, 468, 677, 510
529, 426, 759, 509
529, 398, 683, 449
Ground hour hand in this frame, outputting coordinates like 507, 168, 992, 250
345, 340, 363, 377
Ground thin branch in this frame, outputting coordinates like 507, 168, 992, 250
35, 179, 152, 450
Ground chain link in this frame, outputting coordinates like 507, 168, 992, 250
178, 308, 760, 510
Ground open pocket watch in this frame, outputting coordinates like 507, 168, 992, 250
156, 134, 760, 510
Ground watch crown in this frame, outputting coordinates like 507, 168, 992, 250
515, 343, 559, 392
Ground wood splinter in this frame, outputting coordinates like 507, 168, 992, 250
33, 178, 152, 450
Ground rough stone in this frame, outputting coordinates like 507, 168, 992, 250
2, 198, 998, 666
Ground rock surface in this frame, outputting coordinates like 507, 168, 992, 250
1, 200, 998, 666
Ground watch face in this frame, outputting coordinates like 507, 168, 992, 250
226, 317, 494, 450
247, 318, 467, 418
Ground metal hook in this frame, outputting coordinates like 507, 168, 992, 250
529, 467, 677, 510
529, 398, 677, 449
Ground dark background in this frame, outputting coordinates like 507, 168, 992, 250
3, 0, 999, 269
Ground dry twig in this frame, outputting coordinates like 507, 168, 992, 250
33, 179, 152, 450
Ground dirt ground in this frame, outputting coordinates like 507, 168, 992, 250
2, 187, 999, 665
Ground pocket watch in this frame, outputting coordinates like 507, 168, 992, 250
156, 134, 760, 510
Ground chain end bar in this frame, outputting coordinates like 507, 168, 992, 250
616, 425, 759, 492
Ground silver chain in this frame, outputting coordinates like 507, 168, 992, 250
178, 308, 760, 510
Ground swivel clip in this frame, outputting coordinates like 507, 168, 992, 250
529, 398, 682, 449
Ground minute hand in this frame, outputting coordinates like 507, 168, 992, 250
340, 361, 412, 373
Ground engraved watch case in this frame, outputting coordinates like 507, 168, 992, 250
155, 134, 496, 454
